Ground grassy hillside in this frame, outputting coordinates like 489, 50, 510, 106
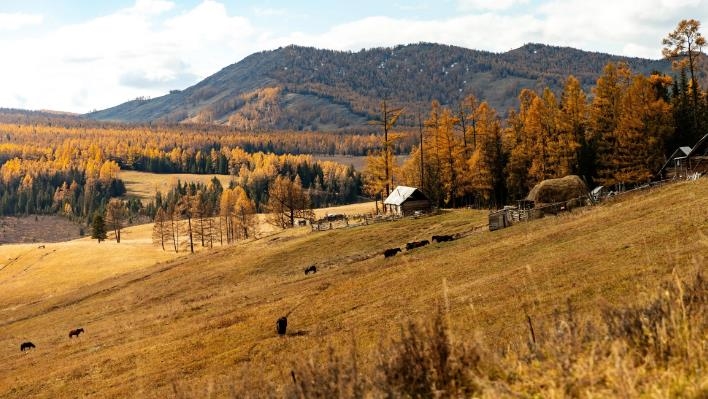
1, 179, 706, 397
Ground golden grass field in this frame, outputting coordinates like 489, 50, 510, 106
119, 171, 236, 201
0, 179, 706, 397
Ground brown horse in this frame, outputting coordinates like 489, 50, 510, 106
69, 328, 84, 338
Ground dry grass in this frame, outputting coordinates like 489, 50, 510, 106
0, 223, 188, 321
274, 271, 706, 398
0, 215, 83, 244
0, 179, 706, 397
119, 170, 235, 201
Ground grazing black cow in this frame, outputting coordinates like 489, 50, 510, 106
432, 235, 454, 243
304, 265, 317, 275
405, 240, 430, 250
384, 248, 402, 258
20, 342, 35, 351
69, 328, 84, 338
276, 316, 288, 335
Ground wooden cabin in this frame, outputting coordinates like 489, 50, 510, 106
658, 133, 708, 180
383, 186, 431, 216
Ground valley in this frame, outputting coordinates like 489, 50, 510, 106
1, 9, 707, 397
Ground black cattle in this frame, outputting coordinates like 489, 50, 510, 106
432, 235, 455, 243
69, 328, 84, 338
405, 240, 430, 250
20, 342, 35, 351
384, 248, 402, 258
276, 316, 288, 335
304, 265, 317, 275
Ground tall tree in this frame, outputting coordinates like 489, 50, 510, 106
168, 202, 182, 253
468, 102, 505, 207
433, 106, 463, 206
670, 66, 694, 149
152, 207, 171, 251
590, 62, 632, 187
557, 76, 587, 177
219, 188, 235, 244
267, 175, 313, 229
613, 74, 673, 184
525, 88, 560, 184
422, 101, 445, 206
457, 94, 481, 155
91, 213, 107, 243
232, 186, 257, 240
504, 89, 537, 200
663, 19, 706, 142
105, 198, 127, 243
367, 101, 404, 200
176, 194, 195, 254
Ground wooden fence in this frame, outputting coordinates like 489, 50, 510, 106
310, 212, 403, 231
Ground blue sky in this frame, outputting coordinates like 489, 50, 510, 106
0, 0, 706, 113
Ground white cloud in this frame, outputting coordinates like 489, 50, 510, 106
126, 0, 175, 15
252, 7, 288, 17
1, 0, 707, 113
0, 0, 260, 113
457, 0, 530, 11
266, 14, 542, 53
0, 12, 43, 30
535, 0, 708, 58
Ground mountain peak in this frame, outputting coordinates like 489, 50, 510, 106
88, 42, 678, 130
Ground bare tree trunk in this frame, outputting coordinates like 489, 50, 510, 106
187, 216, 194, 254
219, 216, 224, 246
171, 218, 179, 253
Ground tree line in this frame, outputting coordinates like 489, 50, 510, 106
0, 155, 125, 221
367, 20, 707, 208
142, 174, 316, 252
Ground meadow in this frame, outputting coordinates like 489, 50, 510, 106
118, 171, 235, 201
0, 179, 705, 397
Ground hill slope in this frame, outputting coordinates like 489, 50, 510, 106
87, 43, 694, 130
1, 179, 706, 396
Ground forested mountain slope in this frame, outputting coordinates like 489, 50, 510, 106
88, 43, 702, 130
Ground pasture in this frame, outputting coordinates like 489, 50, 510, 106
119, 171, 235, 201
0, 179, 706, 397
0, 216, 83, 244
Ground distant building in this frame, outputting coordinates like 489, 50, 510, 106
658, 146, 693, 179
658, 133, 708, 179
383, 186, 431, 216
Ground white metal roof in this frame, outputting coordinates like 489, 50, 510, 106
383, 186, 419, 206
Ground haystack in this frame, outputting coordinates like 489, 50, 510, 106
526, 175, 588, 206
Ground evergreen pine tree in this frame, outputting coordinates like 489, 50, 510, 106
91, 214, 107, 243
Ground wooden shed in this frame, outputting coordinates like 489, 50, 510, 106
658, 146, 693, 179
488, 209, 512, 231
383, 186, 431, 216
658, 133, 708, 179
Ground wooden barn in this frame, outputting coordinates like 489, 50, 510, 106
383, 186, 431, 216
658, 133, 708, 179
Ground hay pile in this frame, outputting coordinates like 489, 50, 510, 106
526, 175, 589, 206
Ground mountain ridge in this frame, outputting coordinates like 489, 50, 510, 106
87, 42, 700, 130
